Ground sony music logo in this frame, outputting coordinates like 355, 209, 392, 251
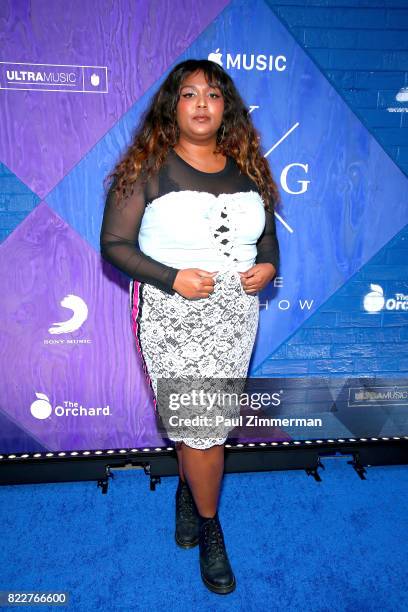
208, 49, 286, 72
43, 293, 92, 344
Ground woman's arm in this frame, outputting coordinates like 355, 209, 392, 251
255, 205, 280, 273
100, 178, 179, 295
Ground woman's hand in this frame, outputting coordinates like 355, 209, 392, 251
239, 263, 276, 295
172, 269, 219, 299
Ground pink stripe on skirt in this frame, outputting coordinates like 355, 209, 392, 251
129, 279, 158, 415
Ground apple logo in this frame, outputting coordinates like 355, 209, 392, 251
208, 49, 223, 66
90, 73, 100, 87
363, 283, 385, 313
396, 86, 408, 102
30, 392, 52, 419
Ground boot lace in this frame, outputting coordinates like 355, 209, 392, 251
202, 519, 227, 562
177, 484, 197, 521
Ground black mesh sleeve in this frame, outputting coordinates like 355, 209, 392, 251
255, 205, 280, 271
100, 178, 180, 295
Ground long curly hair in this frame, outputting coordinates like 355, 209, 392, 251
104, 58, 281, 211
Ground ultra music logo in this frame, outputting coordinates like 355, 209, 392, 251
0, 61, 108, 93
363, 284, 408, 313
208, 49, 286, 72
30, 392, 111, 420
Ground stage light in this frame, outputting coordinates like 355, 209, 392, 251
107, 450, 115, 454
371, 437, 378, 441
360, 438, 367, 441
58, 452, 66, 456
70, 452, 78, 456
82, 451, 90, 455
95, 451, 103, 455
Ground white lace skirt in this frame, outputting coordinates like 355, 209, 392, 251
130, 270, 259, 449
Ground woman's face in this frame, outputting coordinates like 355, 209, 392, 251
175, 69, 224, 141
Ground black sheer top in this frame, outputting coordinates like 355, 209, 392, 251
100, 148, 280, 295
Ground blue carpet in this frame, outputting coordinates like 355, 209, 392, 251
0, 457, 407, 611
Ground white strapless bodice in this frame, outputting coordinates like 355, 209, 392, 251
138, 190, 266, 272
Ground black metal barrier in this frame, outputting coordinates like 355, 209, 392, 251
0, 437, 407, 492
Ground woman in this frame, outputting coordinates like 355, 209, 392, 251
100, 58, 280, 595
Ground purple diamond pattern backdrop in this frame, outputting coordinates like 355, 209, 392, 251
0, 0, 231, 452
0, 0, 230, 198
1, 0, 407, 454
0, 203, 166, 451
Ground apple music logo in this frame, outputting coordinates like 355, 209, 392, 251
207, 49, 287, 72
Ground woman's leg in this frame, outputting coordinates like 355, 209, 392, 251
180, 441, 225, 517
175, 441, 186, 482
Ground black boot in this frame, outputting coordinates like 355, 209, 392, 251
175, 477, 199, 548
198, 511, 236, 594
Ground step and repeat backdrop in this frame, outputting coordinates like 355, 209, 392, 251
1, 0, 407, 454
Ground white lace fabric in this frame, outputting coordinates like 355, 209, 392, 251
135, 270, 259, 449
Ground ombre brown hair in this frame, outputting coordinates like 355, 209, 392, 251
104, 58, 281, 211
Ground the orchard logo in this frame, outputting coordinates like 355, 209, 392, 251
30, 392, 111, 420
31, 393, 53, 419
48, 294, 88, 335
363, 283, 408, 313
207, 49, 286, 72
